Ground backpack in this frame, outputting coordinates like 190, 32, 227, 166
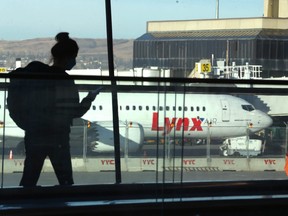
7, 62, 54, 130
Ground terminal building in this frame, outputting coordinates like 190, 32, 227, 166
133, 0, 288, 78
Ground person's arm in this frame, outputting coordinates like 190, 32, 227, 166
72, 86, 103, 118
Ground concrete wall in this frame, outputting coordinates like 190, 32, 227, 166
147, 18, 288, 33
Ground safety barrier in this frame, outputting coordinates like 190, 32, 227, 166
0, 157, 285, 173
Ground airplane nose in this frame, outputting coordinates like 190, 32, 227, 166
264, 114, 273, 128
250, 111, 273, 132
258, 111, 273, 129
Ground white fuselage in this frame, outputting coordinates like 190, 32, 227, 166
82, 92, 273, 139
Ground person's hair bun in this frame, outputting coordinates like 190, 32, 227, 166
51, 32, 79, 60
55, 32, 70, 42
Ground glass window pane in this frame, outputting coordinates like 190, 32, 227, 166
1, 0, 288, 191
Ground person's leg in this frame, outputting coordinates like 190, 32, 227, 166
20, 145, 47, 187
49, 144, 74, 186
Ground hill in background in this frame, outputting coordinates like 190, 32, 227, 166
0, 38, 134, 70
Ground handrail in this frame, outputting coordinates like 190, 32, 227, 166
1, 72, 288, 85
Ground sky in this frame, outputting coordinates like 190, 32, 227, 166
1, 0, 264, 40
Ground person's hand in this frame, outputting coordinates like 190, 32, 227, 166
87, 86, 103, 101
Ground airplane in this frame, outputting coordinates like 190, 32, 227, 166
80, 92, 273, 153
0, 90, 273, 154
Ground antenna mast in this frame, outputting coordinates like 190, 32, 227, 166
216, 0, 219, 19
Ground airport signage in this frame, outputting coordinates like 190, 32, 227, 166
0, 67, 7, 72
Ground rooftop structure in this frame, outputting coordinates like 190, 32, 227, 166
133, 0, 288, 78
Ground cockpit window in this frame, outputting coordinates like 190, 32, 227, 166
241, 105, 255, 111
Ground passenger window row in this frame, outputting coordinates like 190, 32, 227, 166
119, 105, 206, 112
92, 105, 207, 112
92, 105, 103, 110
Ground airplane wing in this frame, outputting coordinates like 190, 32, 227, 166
71, 119, 145, 154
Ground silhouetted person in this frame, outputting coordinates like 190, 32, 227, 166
15, 32, 98, 187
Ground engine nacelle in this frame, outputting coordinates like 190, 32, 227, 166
87, 121, 144, 153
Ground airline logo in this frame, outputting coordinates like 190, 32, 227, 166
151, 112, 205, 134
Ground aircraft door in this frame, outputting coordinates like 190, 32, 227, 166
221, 100, 230, 122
